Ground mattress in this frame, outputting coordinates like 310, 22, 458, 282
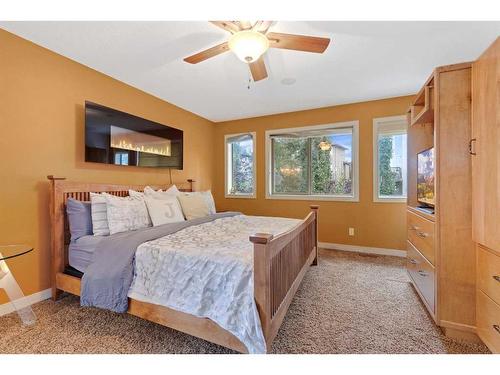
128, 215, 301, 353
68, 235, 103, 273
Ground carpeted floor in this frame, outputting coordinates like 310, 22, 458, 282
0, 249, 490, 354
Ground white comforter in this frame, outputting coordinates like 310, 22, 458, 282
128, 215, 301, 354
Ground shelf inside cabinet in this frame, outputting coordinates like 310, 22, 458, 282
410, 84, 434, 126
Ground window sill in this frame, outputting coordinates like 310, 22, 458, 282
373, 196, 407, 203
225, 194, 256, 199
266, 194, 359, 202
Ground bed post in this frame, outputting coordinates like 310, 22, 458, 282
47, 175, 66, 300
187, 179, 195, 192
249, 232, 273, 352
310, 205, 319, 266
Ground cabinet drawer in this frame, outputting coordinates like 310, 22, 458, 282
407, 210, 435, 265
477, 290, 500, 353
477, 245, 500, 305
407, 241, 435, 314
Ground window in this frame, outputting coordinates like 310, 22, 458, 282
266, 121, 359, 201
373, 116, 407, 202
114, 151, 129, 165
225, 132, 256, 198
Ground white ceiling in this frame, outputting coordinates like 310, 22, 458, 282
1, 21, 499, 122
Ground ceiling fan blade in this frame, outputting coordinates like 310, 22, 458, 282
267, 32, 330, 53
183, 42, 229, 64
253, 21, 273, 34
249, 58, 268, 81
210, 21, 241, 34
238, 21, 252, 30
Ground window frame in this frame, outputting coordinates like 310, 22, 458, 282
265, 121, 359, 202
372, 115, 408, 203
224, 132, 257, 199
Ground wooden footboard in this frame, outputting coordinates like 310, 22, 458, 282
250, 205, 319, 351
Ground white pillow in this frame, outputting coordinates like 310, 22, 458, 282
200, 191, 216, 215
104, 193, 151, 235
128, 189, 144, 199
178, 191, 216, 215
127, 190, 154, 227
177, 193, 210, 220
129, 185, 179, 199
144, 185, 180, 199
90, 192, 110, 236
144, 195, 185, 226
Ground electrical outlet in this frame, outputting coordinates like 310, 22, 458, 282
348, 227, 355, 236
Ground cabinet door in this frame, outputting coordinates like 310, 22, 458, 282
472, 38, 500, 250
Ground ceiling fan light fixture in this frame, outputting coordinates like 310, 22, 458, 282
228, 30, 269, 63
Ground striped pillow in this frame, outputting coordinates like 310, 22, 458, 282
90, 192, 110, 236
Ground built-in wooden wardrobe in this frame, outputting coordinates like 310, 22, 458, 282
471, 37, 500, 354
407, 62, 478, 341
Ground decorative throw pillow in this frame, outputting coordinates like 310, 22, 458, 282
104, 193, 151, 235
178, 191, 216, 215
144, 195, 185, 226
200, 191, 216, 215
144, 185, 180, 199
129, 185, 179, 199
177, 193, 210, 220
127, 191, 153, 226
128, 189, 144, 199
90, 192, 110, 236
66, 198, 92, 241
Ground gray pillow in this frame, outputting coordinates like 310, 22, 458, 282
66, 198, 93, 242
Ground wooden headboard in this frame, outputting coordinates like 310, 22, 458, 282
47, 175, 194, 298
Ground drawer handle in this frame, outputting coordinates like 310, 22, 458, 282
494, 325, 500, 334
409, 225, 420, 231
416, 231, 428, 238
409, 258, 417, 265
493, 275, 500, 283
418, 270, 428, 277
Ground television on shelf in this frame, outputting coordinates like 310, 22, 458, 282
85, 101, 183, 169
417, 147, 435, 208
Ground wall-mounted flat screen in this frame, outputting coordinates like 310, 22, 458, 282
85, 101, 183, 169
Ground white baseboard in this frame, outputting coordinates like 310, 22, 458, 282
0, 288, 51, 317
319, 242, 406, 258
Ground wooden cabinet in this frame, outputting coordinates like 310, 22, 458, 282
407, 210, 435, 265
477, 290, 500, 353
477, 246, 500, 306
407, 241, 436, 314
472, 38, 500, 250
471, 37, 500, 353
406, 37, 500, 352
407, 63, 476, 337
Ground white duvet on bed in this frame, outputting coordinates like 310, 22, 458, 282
127, 214, 301, 354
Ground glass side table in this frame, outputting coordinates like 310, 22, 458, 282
0, 245, 36, 325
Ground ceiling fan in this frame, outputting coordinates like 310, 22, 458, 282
183, 21, 331, 82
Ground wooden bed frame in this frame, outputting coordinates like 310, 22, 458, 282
47, 175, 319, 353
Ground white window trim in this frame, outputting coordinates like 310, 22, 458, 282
224, 132, 257, 199
265, 121, 359, 202
373, 115, 408, 203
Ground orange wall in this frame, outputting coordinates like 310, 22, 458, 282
214, 96, 414, 251
0, 29, 216, 304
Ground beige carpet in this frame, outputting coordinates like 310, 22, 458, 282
0, 250, 490, 354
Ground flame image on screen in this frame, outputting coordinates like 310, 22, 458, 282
110, 126, 171, 157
